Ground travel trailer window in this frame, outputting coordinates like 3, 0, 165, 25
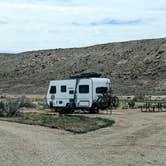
50, 86, 56, 94
96, 87, 108, 94
79, 85, 89, 93
69, 90, 74, 94
61, 85, 67, 93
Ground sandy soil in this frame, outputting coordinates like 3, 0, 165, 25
0, 109, 166, 166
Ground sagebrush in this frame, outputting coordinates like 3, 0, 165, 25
0, 96, 35, 117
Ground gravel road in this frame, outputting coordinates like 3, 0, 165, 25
0, 110, 166, 166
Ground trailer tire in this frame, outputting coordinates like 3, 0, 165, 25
58, 104, 74, 114
58, 108, 65, 114
90, 104, 99, 114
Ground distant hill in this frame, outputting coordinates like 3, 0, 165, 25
0, 38, 166, 95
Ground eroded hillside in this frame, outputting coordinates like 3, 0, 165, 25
0, 38, 165, 95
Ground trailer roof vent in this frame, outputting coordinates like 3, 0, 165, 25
70, 72, 102, 79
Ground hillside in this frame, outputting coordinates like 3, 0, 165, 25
0, 38, 166, 95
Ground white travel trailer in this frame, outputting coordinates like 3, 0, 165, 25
47, 73, 118, 113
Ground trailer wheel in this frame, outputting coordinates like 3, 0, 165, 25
65, 108, 74, 114
58, 108, 66, 114
58, 104, 74, 114
65, 104, 74, 114
59, 108, 73, 114
90, 104, 99, 114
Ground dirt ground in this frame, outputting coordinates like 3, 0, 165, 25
0, 109, 166, 166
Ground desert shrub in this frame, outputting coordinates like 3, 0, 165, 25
38, 99, 49, 110
133, 95, 145, 102
128, 100, 135, 109
121, 101, 129, 109
17, 96, 36, 108
41, 102, 49, 110
0, 99, 21, 117
0, 96, 35, 117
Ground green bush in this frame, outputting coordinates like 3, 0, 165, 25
128, 100, 135, 109
133, 95, 145, 102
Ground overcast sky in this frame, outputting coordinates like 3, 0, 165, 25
0, 0, 166, 53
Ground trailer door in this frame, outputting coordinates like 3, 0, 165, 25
76, 79, 92, 108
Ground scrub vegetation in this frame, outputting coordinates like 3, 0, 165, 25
0, 112, 115, 134
0, 96, 115, 133
0, 96, 35, 117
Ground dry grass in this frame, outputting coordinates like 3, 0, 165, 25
0, 112, 115, 134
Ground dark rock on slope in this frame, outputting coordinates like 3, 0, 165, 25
0, 38, 165, 95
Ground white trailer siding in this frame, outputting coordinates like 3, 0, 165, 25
47, 77, 111, 109
92, 78, 111, 100
76, 79, 93, 107
47, 79, 76, 107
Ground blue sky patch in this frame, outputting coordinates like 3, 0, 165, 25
89, 18, 142, 26
0, 0, 166, 52
72, 18, 142, 27
0, 19, 8, 24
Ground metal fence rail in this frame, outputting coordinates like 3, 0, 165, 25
141, 101, 166, 112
